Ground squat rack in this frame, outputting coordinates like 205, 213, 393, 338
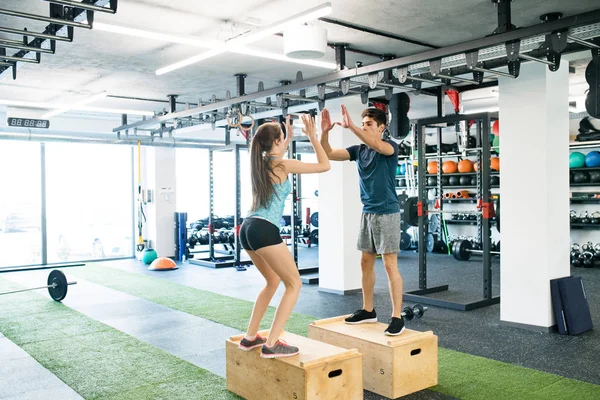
188, 143, 253, 270
403, 112, 500, 311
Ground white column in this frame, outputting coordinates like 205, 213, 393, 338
317, 96, 365, 294
144, 147, 177, 258
498, 61, 570, 330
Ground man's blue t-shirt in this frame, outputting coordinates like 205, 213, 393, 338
346, 139, 400, 215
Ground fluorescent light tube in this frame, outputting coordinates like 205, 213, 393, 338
42, 91, 108, 119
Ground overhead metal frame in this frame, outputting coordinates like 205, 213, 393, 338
113, 8, 600, 134
0, 0, 118, 79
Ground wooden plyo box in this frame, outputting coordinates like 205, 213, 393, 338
308, 316, 438, 399
226, 330, 364, 400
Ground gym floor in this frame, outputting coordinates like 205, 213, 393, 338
1, 247, 599, 399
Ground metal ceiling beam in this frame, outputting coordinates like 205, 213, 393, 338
0, 26, 71, 42
0, 7, 92, 29
0, 55, 39, 63
113, 8, 600, 133
42, 0, 117, 14
319, 17, 440, 49
0, 41, 55, 54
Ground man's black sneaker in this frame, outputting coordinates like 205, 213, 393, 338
384, 317, 405, 336
344, 309, 377, 324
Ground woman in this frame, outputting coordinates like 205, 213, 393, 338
238, 113, 330, 358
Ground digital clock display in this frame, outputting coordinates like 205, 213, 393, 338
7, 117, 50, 129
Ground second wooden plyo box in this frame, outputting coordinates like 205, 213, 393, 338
308, 316, 438, 399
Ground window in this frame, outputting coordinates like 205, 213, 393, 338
45, 143, 133, 263
0, 142, 42, 268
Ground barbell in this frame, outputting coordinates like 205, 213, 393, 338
452, 239, 501, 261
0, 270, 76, 302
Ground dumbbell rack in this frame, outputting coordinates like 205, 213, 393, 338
404, 111, 500, 311
189, 144, 253, 270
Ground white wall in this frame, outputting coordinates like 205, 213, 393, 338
499, 61, 570, 329
318, 96, 364, 294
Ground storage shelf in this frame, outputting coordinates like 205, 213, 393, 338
570, 167, 600, 171
426, 185, 500, 189
570, 183, 600, 187
570, 223, 600, 230
445, 219, 497, 225
426, 172, 499, 177
570, 198, 600, 204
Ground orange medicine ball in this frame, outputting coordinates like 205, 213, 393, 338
442, 161, 458, 174
491, 157, 500, 171
427, 162, 439, 174
458, 159, 474, 173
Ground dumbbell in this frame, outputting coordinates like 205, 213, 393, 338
402, 304, 428, 321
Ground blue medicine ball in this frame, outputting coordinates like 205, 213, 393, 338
586, 151, 600, 168
399, 164, 406, 175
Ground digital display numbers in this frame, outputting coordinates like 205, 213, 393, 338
7, 117, 50, 129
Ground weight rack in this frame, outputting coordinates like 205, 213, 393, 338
404, 111, 500, 311
189, 143, 253, 270
287, 136, 319, 284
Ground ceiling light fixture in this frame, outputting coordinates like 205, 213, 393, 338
42, 91, 108, 119
94, 21, 337, 71
0, 98, 155, 117
155, 2, 333, 75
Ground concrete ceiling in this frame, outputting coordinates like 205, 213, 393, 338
0, 0, 598, 120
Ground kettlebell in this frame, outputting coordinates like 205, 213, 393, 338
592, 212, 600, 224
582, 251, 594, 267
581, 212, 591, 225
571, 242, 581, 252
570, 210, 578, 223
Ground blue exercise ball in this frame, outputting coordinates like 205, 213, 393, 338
586, 151, 600, 168
399, 164, 406, 175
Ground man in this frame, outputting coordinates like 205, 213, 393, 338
320, 105, 404, 336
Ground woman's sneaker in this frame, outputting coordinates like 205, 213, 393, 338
344, 309, 377, 324
238, 334, 267, 351
260, 340, 299, 359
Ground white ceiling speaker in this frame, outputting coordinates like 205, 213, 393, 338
284, 24, 327, 59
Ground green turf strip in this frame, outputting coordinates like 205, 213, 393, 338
69, 264, 600, 400
0, 279, 239, 400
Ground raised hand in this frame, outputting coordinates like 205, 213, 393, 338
283, 115, 294, 145
301, 113, 317, 139
320, 108, 337, 133
340, 104, 352, 129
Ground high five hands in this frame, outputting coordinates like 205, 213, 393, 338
320, 105, 353, 133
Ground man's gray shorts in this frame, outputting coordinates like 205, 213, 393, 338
357, 212, 401, 255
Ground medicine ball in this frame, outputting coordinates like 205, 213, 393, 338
449, 176, 460, 186
399, 164, 407, 175
570, 171, 574, 183
442, 161, 458, 174
586, 151, 600, 167
458, 159, 474, 173
492, 135, 500, 155
441, 176, 450, 185
473, 161, 479, 172
396, 165, 401, 175
492, 120, 499, 135
491, 176, 500, 186
459, 175, 470, 186
573, 171, 590, 183
399, 178, 406, 187
490, 157, 500, 171
570, 152, 586, 168
470, 177, 477, 185
590, 170, 600, 183
427, 177, 437, 186
427, 162, 439, 174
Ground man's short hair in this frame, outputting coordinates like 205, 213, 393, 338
361, 107, 387, 126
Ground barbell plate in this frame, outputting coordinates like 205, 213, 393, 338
310, 212, 319, 227
403, 196, 419, 227
429, 214, 440, 233
459, 240, 473, 261
400, 231, 412, 250
426, 233, 435, 253
48, 269, 68, 302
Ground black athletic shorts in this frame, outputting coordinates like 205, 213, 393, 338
239, 217, 283, 251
